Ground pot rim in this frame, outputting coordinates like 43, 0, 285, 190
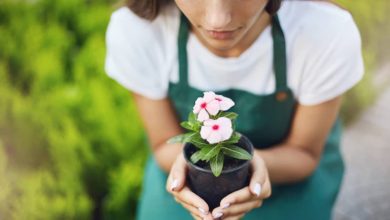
183, 133, 254, 175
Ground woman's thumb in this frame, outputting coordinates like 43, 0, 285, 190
249, 154, 266, 197
167, 154, 187, 192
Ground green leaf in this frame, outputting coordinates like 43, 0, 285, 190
184, 132, 198, 142
182, 113, 202, 132
222, 132, 241, 144
231, 132, 241, 142
180, 121, 193, 130
190, 150, 204, 164
192, 145, 220, 162
192, 121, 201, 131
181, 121, 201, 132
191, 146, 212, 161
221, 145, 252, 160
210, 153, 224, 177
189, 138, 209, 149
167, 132, 197, 144
188, 111, 197, 123
219, 112, 238, 120
202, 145, 221, 161
167, 134, 186, 144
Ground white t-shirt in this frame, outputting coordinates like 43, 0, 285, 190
104, 1, 364, 106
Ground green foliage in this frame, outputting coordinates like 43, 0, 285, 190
221, 146, 252, 161
169, 110, 251, 177
187, 134, 209, 149
221, 132, 241, 145
217, 112, 238, 120
337, 0, 390, 64
335, 0, 390, 124
200, 145, 221, 161
0, 0, 146, 219
341, 52, 377, 123
210, 153, 224, 177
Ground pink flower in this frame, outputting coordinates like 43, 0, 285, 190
200, 117, 233, 144
193, 92, 220, 122
193, 92, 235, 122
215, 95, 235, 111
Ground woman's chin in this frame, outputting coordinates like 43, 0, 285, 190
203, 38, 243, 56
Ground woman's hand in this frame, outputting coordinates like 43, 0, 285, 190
166, 152, 271, 220
166, 153, 214, 220
210, 153, 271, 220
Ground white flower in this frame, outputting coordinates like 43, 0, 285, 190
215, 94, 234, 111
193, 92, 220, 122
192, 91, 236, 122
200, 117, 233, 144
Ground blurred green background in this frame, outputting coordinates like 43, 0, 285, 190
0, 0, 388, 219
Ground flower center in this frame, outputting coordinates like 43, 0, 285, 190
212, 125, 219, 130
200, 102, 207, 109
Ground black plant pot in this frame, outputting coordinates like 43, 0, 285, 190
183, 134, 254, 210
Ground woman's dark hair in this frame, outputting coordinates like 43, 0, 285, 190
127, 0, 282, 20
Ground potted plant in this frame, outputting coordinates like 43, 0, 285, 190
168, 91, 254, 209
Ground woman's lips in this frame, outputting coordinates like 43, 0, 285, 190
206, 29, 237, 40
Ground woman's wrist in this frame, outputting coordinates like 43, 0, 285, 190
254, 146, 318, 184
154, 143, 184, 173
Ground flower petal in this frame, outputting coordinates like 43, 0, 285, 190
203, 91, 216, 102
193, 97, 204, 113
197, 109, 209, 122
206, 100, 220, 116
200, 126, 212, 140
217, 96, 235, 111
217, 117, 232, 128
207, 131, 222, 144
203, 119, 216, 127
220, 126, 233, 141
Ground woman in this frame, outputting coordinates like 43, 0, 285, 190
105, 0, 364, 219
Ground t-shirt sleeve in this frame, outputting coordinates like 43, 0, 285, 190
104, 8, 167, 100
296, 13, 364, 106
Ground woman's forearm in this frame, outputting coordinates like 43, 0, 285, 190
154, 142, 319, 182
154, 143, 184, 173
256, 145, 318, 184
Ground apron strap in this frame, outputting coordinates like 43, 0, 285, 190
177, 13, 289, 91
178, 13, 190, 88
271, 15, 288, 91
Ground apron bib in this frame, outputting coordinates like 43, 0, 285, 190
136, 13, 344, 220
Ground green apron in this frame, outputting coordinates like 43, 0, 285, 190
136, 14, 344, 220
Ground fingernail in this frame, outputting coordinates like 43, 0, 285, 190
222, 203, 230, 209
198, 207, 208, 215
213, 212, 223, 219
171, 179, 179, 191
254, 183, 262, 197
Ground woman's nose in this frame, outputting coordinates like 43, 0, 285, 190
204, 1, 232, 30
